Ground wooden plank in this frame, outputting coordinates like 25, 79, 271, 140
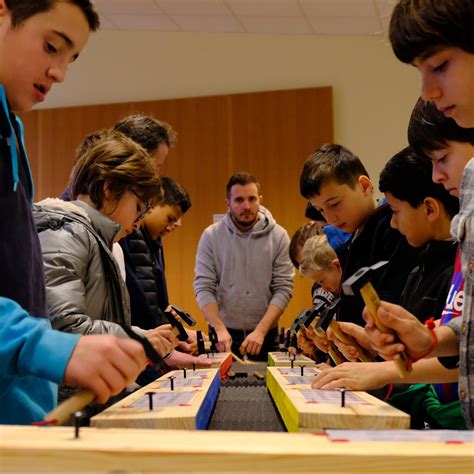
1, 425, 472, 473
268, 351, 316, 368
194, 352, 233, 379
91, 368, 220, 430
266, 367, 410, 432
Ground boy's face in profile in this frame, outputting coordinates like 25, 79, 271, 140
0, 0, 90, 112
309, 263, 341, 293
427, 141, 474, 197
413, 47, 474, 128
308, 178, 374, 233
384, 192, 434, 248
144, 204, 183, 240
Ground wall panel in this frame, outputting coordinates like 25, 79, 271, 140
23, 87, 332, 331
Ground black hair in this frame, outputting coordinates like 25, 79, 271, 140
408, 98, 474, 156
379, 146, 459, 218
5, 0, 100, 31
160, 176, 191, 214
389, 0, 474, 63
299, 144, 369, 198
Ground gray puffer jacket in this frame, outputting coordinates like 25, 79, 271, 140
33, 198, 130, 336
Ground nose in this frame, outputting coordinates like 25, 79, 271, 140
47, 60, 68, 84
432, 164, 446, 184
420, 72, 441, 102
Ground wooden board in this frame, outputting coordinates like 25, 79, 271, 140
193, 351, 233, 379
268, 351, 316, 368
266, 367, 410, 432
1, 425, 472, 473
90, 368, 220, 430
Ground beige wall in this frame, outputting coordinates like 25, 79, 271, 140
41, 31, 420, 190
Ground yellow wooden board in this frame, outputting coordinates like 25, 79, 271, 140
1, 425, 472, 473
267, 367, 410, 432
268, 351, 316, 367
90, 368, 219, 430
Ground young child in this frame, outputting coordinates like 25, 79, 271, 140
299, 234, 342, 295
299, 143, 419, 327
34, 130, 176, 354
361, 0, 474, 428
0, 0, 147, 425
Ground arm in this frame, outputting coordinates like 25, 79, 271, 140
312, 357, 459, 391
363, 301, 460, 361
0, 297, 147, 404
240, 232, 294, 356
240, 304, 282, 355
194, 230, 232, 351
201, 302, 232, 352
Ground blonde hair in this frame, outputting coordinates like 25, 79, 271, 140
69, 130, 163, 209
299, 235, 338, 278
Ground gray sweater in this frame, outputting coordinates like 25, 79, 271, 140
194, 206, 294, 331
448, 158, 474, 428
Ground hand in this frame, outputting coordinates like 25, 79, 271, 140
363, 302, 435, 361
328, 322, 373, 362
306, 326, 330, 353
164, 350, 214, 368
297, 329, 317, 357
240, 329, 265, 356
311, 362, 389, 391
144, 324, 177, 357
216, 328, 232, 352
64, 335, 147, 404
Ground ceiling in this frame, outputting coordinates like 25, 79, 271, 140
94, 0, 397, 35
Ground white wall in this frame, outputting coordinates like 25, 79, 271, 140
42, 31, 420, 188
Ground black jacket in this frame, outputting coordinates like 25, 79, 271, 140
119, 228, 168, 329
401, 240, 457, 322
338, 204, 420, 326
0, 97, 47, 318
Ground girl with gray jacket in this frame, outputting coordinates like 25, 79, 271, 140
33, 130, 177, 358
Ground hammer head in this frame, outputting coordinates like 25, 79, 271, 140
314, 297, 341, 333
300, 295, 331, 330
342, 260, 388, 296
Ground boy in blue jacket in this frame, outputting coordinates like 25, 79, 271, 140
0, 0, 146, 425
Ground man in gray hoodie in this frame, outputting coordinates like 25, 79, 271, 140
194, 172, 294, 360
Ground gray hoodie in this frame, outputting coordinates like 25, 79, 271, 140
194, 206, 294, 330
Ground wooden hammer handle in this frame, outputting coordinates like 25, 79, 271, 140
328, 321, 373, 363
360, 282, 411, 377
44, 389, 95, 425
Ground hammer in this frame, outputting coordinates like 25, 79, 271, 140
342, 261, 411, 377
313, 298, 374, 363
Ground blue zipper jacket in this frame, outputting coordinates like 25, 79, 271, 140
0, 85, 79, 424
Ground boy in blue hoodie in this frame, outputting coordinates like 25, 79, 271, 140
0, 0, 146, 425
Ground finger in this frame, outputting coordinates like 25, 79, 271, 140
86, 377, 112, 405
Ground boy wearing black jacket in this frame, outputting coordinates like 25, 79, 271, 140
299, 144, 419, 327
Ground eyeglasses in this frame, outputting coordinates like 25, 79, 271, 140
131, 190, 152, 224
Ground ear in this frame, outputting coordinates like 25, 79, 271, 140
358, 175, 373, 196
424, 197, 440, 222
225, 198, 230, 209
0, 0, 9, 22
332, 259, 341, 270
258, 195, 263, 204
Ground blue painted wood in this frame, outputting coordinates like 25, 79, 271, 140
195, 371, 221, 430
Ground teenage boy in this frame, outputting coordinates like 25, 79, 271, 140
360, 0, 474, 428
0, 0, 146, 425
313, 145, 464, 428
299, 144, 419, 327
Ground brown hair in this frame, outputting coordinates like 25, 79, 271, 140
69, 130, 163, 209
289, 221, 325, 269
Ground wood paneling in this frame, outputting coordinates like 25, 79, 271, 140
22, 87, 333, 331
